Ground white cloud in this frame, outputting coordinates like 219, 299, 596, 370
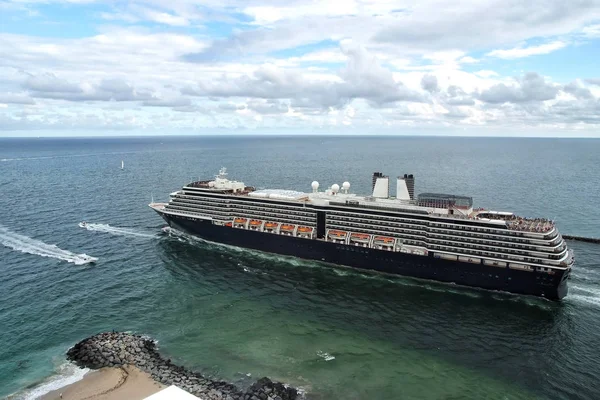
0, 93, 36, 105
474, 70, 499, 78
478, 73, 560, 104
582, 24, 600, 37
373, 0, 600, 50
1, 0, 599, 135
181, 45, 425, 109
486, 41, 567, 59
141, 9, 189, 26
21, 73, 155, 102
142, 97, 192, 107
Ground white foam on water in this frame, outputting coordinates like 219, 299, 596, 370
569, 284, 600, 308
0, 225, 97, 265
9, 362, 89, 400
316, 350, 335, 361
569, 294, 600, 308
573, 267, 600, 280
0, 151, 139, 163
80, 223, 157, 239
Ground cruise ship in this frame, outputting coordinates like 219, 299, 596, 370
150, 168, 574, 300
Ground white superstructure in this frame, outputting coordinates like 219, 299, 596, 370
151, 168, 573, 274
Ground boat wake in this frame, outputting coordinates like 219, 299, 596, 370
161, 226, 200, 242
79, 222, 158, 239
0, 225, 97, 265
0, 151, 138, 163
569, 284, 600, 308
316, 351, 336, 361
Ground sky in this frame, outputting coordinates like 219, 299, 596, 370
1, 0, 600, 137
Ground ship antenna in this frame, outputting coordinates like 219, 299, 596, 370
216, 167, 228, 180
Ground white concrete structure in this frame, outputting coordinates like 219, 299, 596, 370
144, 385, 202, 400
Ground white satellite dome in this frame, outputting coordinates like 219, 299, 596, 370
331, 184, 340, 194
208, 181, 215, 188
311, 181, 319, 192
342, 181, 350, 192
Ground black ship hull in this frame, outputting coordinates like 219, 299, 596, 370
158, 212, 568, 301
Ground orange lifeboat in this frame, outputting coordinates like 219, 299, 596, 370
264, 222, 278, 229
234, 218, 247, 224
351, 233, 370, 240
225, 222, 233, 227
374, 236, 394, 243
297, 226, 313, 233
249, 219, 262, 226
281, 224, 295, 231
329, 230, 347, 237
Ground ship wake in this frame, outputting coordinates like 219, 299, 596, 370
569, 284, 600, 308
0, 225, 97, 265
79, 223, 158, 239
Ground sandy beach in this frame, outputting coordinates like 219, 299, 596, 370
40, 366, 165, 400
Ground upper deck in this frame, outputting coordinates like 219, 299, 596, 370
181, 168, 556, 234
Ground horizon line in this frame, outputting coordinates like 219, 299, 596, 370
1, 133, 600, 140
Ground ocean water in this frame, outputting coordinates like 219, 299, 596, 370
0, 136, 599, 400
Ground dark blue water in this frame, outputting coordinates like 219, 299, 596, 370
1, 136, 599, 400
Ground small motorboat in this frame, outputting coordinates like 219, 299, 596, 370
79, 221, 87, 228
77, 254, 98, 264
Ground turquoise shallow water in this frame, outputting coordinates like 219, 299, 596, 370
0, 136, 599, 400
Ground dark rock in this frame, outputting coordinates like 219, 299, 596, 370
66, 332, 300, 400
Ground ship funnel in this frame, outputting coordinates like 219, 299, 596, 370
405, 174, 415, 200
372, 173, 389, 198
396, 177, 410, 201
396, 174, 415, 200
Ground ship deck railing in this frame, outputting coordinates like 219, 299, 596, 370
434, 211, 556, 234
506, 219, 554, 232
187, 180, 211, 188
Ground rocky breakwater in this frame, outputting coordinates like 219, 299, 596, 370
66, 332, 299, 400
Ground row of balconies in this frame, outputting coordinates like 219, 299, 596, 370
428, 237, 566, 261
429, 221, 557, 240
326, 220, 565, 261
428, 244, 565, 267
328, 214, 562, 248
427, 231, 565, 253
171, 199, 315, 221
